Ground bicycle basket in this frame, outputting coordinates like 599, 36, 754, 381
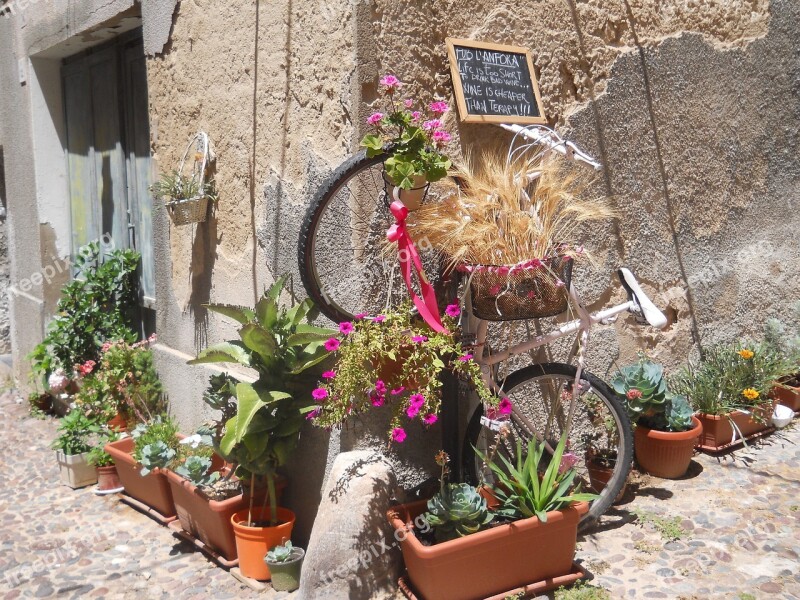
464, 256, 573, 321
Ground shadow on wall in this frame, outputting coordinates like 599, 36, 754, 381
186, 206, 219, 353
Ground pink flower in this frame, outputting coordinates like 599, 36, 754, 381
411, 111, 422, 121
312, 388, 328, 401
485, 407, 498, 420
48, 369, 69, 393
403, 98, 414, 108
432, 130, 452, 144
101, 342, 112, 353
390, 386, 405, 396
422, 119, 443, 131
409, 393, 425, 407
380, 75, 402, 91
391, 427, 407, 443
458, 354, 473, 362
445, 303, 460, 317
366, 112, 383, 125
322, 370, 336, 380
373, 315, 386, 323
306, 408, 320, 420
498, 398, 513, 415
559, 452, 579, 474
371, 394, 385, 407
411, 335, 428, 343
375, 379, 387, 394
354, 313, 368, 319
324, 338, 341, 352
339, 322, 354, 335
429, 101, 449, 114
423, 414, 438, 425
489, 284, 502, 295
406, 403, 421, 418
626, 389, 643, 400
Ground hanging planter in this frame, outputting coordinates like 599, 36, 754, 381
152, 131, 217, 226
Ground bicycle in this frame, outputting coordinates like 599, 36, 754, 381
298, 124, 668, 527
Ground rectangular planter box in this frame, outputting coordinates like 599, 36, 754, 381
105, 437, 176, 519
56, 450, 97, 489
696, 408, 772, 450
771, 376, 800, 412
387, 499, 588, 600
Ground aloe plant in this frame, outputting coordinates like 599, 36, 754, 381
423, 483, 494, 542
187, 275, 336, 525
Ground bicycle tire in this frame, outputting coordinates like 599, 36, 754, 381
462, 362, 633, 529
298, 151, 447, 324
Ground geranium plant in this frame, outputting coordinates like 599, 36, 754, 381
309, 303, 496, 444
360, 74, 452, 190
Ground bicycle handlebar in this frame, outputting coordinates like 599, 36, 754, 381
500, 124, 603, 170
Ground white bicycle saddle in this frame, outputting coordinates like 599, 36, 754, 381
617, 268, 668, 329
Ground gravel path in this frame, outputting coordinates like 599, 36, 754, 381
0, 391, 797, 599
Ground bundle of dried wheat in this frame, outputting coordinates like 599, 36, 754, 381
408, 150, 615, 269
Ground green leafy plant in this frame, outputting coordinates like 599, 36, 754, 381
360, 75, 452, 189
28, 242, 140, 389
631, 508, 689, 542
583, 395, 620, 469
149, 169, 217, 204
671, 341, 786, 419
612, 356, 693, 432
423, 451, 493, 543
310, 302, 494, 443
477, 434, 598, 523
132, 416, 181, 475
51, 411, 102, 456
72, 337, 165, 425
175, 455, 220, 487
87, 429, 121, 467
188, 275, 335, 525
554, 581, 612, 600
201, 373, 239, 451
138, 441, 176, 476
266, 540, 299, 564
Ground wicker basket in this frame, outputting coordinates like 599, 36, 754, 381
466, 256, 573, 321
166, 195, 209, 226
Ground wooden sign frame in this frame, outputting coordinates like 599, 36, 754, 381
446, 38, 547, 125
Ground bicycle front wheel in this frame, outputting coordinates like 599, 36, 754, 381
298, 151, 448, 324
462, 362, 633, 528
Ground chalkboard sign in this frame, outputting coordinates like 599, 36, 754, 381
446, 38, 546, 125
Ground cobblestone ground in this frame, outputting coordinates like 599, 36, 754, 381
1, 391, 798, 599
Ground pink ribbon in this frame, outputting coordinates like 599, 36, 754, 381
386, 201, 448, 333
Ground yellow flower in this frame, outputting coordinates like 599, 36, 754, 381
742, 388, 760, 400
737, 349, 754, 360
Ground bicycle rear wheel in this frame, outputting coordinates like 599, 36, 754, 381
462, 362, 633, 529
298, 151, 449, 324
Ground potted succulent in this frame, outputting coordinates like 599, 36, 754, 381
52, 411, 102, 489
390, 439, 596, 600
764, 314, 800, 412
360, 75, 452, 210
613, 356, 701, 478
671, 342, 783, 451
264, 541, 305, 592
188, 275, 334, 580
105, 416, 183, 521
309, 303, 495, 444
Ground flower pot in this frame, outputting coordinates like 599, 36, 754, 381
634, 416, 702, 479
104, 437, 176, 518
695, 408, 772, 450
383, 172, 429, 211
31, 393, 52, 412
96, 465, 123, 492
388, 500, 589, 600
231, 507, 295, 581
586, 454, 626, 503
771, 376, 800, 412
265, 547, 305, 592
107, 413, 128, 432
165, 470, 287, 562
56, 450, 98, 489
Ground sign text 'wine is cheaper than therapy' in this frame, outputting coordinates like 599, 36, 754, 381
446, 38, 546, 125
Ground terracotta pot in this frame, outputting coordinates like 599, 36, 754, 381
104, 437, 176, 518
586, 454, 626, 503
165, 470, 287, 562
56, 450, 97, 489
31, 393, 52, 412
695, 408, 772, 449
771, 376, 800, 412
96, 465, 123, 491
634, 416, 702, 479
388, 500, 588, 600
107, 413, 128, 432
372, 344, 422, 391
231, 507, 295, 581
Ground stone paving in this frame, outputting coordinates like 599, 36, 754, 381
0, 390, 798, 599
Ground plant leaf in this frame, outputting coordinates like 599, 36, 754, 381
206, 303, 256, 324
187, 342, 251, 366
239, 324, 278, 363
